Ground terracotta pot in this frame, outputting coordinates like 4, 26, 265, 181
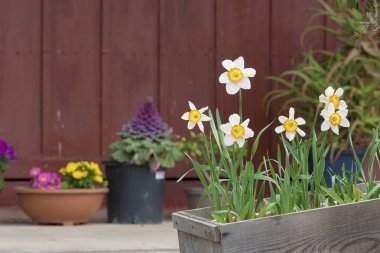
14, 186, 108, 226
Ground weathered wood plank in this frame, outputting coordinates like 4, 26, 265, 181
101, 0, 159, 159
159, 0, 216, 178
178, 231, 222, 253
219, 199, 380, 252
0, 0, 42, 158
42, 0, 101, 157
172, 208, 220, 242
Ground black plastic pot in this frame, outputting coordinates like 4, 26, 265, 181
105, 162, 165, 224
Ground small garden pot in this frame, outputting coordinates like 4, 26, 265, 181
14, 187, 108, 226
105, 162, 165, 224
184, 187, 210, 209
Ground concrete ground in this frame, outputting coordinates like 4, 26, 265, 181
0, 207, 180, 253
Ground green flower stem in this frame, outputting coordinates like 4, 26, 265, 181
239, 90, 243, 123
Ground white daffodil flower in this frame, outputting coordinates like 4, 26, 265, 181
319, 86, 347, 110
321, 103, 350, 135
218, 56, 256, 95
181, 101, 211, 132
220, 114, 254, 148
275, 107, 306, 141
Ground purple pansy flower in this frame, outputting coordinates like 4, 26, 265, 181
0, 140, 16, 160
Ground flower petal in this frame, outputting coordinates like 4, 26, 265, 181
320, 109, 330, 119
244, 127, 254, 138
289, 107, 295, 120
278, 116, 287, 124
201, 114, 211, 121
226, 83, 240, 95
222, 59, 233, 70
219, 72, 229, 83
188, 121, 196, 130
340, 118, 350, 127
331, 125, 339, 135
296, 127, 306, 137
224, 134, 235, 146
239, 77, 251, 90
234, 56, 244, 69
197, 121, 204, 132
188, 101, 196, 110
338, 100, 347, 110
220, 123, 232, 134
242, 68, 256, 77
295, 117, 305, 125
181, 112, 189, 120
327, 103, 335, 114
335, 88, 344, 97
241, 118, 250, 128
285, 131, 296, 141
229, 114, 240, 125
236, 138, 245, 148
275, 125, 285, 134
325, 86, 334, 96
319, 94, 327, 103
337, 109, 348, 118
199, 106, 208, 113
321, 120, 331, 131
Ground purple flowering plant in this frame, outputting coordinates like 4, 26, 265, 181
29, 167, 61, 190
109, 99, 183, 171
0, 140, 16, 190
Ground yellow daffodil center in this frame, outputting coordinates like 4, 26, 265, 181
283, 119, 298, 132
188, 110, 201, 123
231, 125, 245, 138
227, 68, 243, 83
329, 113, 342, 126
328, 95, 340, 110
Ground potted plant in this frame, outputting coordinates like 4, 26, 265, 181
266, 0, 380, 185
172, 54, 380, 252
0, 140, 16, 191
14, 162, 108, 226
106, 99, 183, 224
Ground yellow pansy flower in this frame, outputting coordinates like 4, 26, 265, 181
65, 162, 77, 173
72, 170, 83, 179
94, 175, 103, 183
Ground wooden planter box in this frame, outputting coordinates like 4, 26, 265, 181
172, 198, 380, 252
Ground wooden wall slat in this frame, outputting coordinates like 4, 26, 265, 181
216, 0, 271, 159
269, 0, 326, 154
101, 0, 159, 159
159, 0, 216, 177
0, 0, 42, 158
42, 0, 101, 157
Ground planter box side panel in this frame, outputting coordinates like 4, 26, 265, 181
178, 231, 222, 253
219, 198, 380, 253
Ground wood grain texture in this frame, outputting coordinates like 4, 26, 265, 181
159, 0, 215, 136
178, 231, 222, 253
173, 208, 220, 242
101, 0, 159, 158
42, 0, 101, 157
174, 199, 380, 253
220, 199, 380, 252
0, 0, 42, 158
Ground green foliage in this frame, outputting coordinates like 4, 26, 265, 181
177, 131, 240, 163
110, 132, 183, 169
189, 107, 275, 223
266, 0, 380, 153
